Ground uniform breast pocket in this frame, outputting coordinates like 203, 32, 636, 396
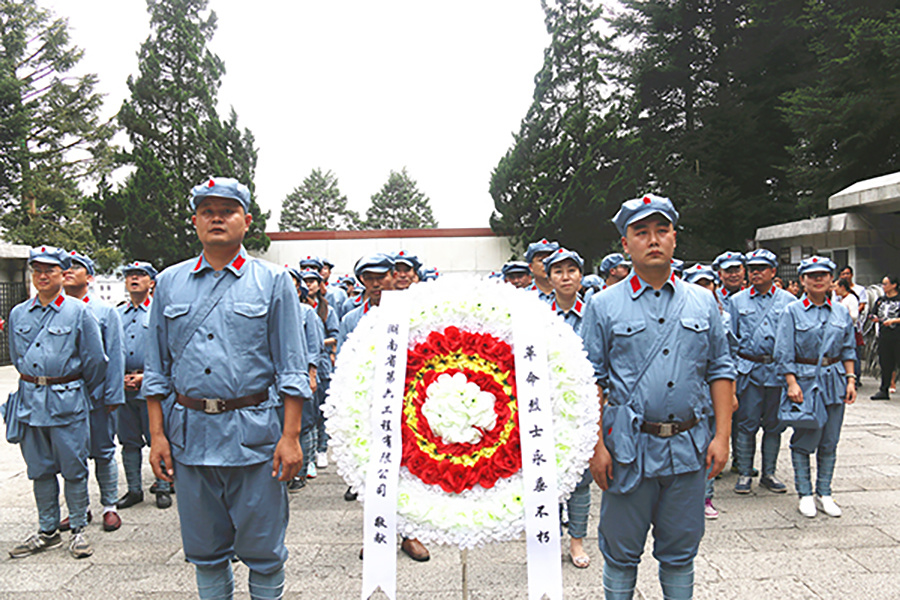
46, 325, 75, 355
679, 317, 710, 357
611, 320, 646, 379
230, 302, 269, 354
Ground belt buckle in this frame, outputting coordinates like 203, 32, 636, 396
202, 398, 225, 414
36, 376, 48, 386
658, 422, 676, 438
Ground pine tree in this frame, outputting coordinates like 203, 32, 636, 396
782, 2, 900, 210
489, 0, 633, 266
109, 0, 267, 267
365, 168, 438, 230
279, 168, 360, 231
0, 0, 116, 257
609, 0, 813, 256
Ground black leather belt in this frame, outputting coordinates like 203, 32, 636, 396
175, 391, 267, 414
796, 356, 841, 366
640, 415, 699, 438
737, 352, 774, 364
20, 373, 81, 386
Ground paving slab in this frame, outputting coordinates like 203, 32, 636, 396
0, 365, 898, 599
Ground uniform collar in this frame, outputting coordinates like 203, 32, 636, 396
719, 285, 744, 298
628, 272, 677, 299
191, 247, 248, 277
362, 298, 372, 314
30, 293, 65, 312
126, 296, 152, 312
801, 294, 832, 310
551, 296, 584, 317
749, 285, 776, 298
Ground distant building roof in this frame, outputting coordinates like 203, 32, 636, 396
829, 171, 900, 213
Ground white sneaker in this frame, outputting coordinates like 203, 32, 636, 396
316, 452, 328, 469
798, 495, 817, 518
816, 495, 842, 518
306, 462, 317, 479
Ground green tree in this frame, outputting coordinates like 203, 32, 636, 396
279, 168, 360, 231
608, 0, 814, 256
365, 168, 438, 229
782, 2, 900, 210
0, 0, 116, 259
108, 0, 267, 267
489, 0, 634, 266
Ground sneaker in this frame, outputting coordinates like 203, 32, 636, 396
288, 477, 306, 493
704, 498, 719, 519
69, 529, 93, 559
734, 475, 752, 494
9, 531, 62, 558
306, 462, 317, 479
798, 495, 817, 518
816, 495, 842, 518
759, 475, 787, 494
316, 452, 328, 469
870, 391, 890, 400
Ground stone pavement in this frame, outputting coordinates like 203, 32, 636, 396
0, 363, 898, 599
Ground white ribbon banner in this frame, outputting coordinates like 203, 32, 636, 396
513, 307, 563, 600
361, 293, 409, 600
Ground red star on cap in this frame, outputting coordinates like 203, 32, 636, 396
399, 251, 405, 256
208, 179, 215, 187
643, 196, 651, 204
40, 247, 45, 252
812, 258, 818, 263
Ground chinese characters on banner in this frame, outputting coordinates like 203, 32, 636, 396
361, 294, 410, 600
513, 308, 563, 600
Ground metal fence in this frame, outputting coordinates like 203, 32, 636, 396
0, 282, 28, 366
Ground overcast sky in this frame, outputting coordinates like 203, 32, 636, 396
42, 0, 552, 230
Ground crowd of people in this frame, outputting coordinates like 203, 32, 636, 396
0, 178, 893, 600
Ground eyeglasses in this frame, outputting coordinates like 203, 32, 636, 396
746, 265, 770, 272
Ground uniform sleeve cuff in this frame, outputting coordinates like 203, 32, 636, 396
276, 371, 312, 400
140, 371, 172, 398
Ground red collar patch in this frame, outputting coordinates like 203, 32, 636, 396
54, 295, 64, 307
803, 297, 811, 308
193, 256, 204, 271
231, 255, 246, 271
82, 296, 89, 303
142, 297, 151, 307
630, 275, 641, 293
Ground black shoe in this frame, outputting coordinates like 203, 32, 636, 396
344, 486, 358, 501
155, 491, 172, 509
116, 490, 144, 509
149, 482, 175, 494
288, 477, 306, 493
870, 391, 890, 400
